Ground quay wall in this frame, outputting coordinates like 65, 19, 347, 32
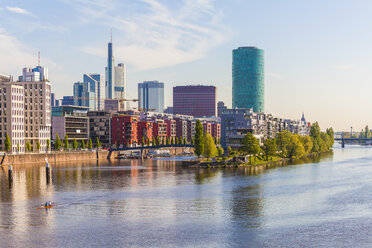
1, 147, 194, 166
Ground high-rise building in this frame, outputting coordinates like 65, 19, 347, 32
17, 66, 51, 153
232, 47, 264, 112
73, 74, 102, 111
114, 63, 126, 99
138, 81, 164, 113
173, 85, 216, 117
105, 38, 127, 106
22, 66, 48, 82
0, 79, 25, 153
51, 93, 55, 107
105, 40, 114, 99
61, 96, 74, 106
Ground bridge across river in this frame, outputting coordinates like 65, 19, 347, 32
107, 144, 194, 159
334, 138, 372, 148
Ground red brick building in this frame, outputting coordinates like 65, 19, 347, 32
211, 123, 221, 141
137, 121, 153, 145
203, 122, 212, 136
152, 122, 167, 140
111, 115, 138, 146
165, 119, 176, 138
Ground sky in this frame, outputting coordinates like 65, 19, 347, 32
1, 0, 372, 132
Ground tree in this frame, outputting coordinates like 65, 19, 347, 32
46, 139, 50, 151
81, 139, 86, 149
171, 136, 175, 145
320, 132, 331, 151
26, 142, 31, 152
176, 137, 179, 145
152, 137, 156, 146
203, 133, 218, 160
88, 138, 93, 149
191, 137, 194, 145
218, 146, 224, 157
64, 135, 69, 150
194, 120, 204, 157
147, 138, 150, 146
286, 135, 305, 158
73, 138, 78, 150
261, 138, 277, 161
36, 140, 41, 152
55, 133, 61, 150
326, 127, 334, 148
166, 137, 170, 145
157, 136, 160, 146
4, 133, 11, 152
96, 137, 100, 149
214, 137, 218, 145
365, 125, 372, 139
241, 132, 261, 164
161, 137, 165, 145
17, 143, 20, 153
142, 137, 145, 146
227, 146, 233, 155
183, 137, 187, 145
301, 136, 313, 154
180, 137, 184, 145
276, 130, 292, 157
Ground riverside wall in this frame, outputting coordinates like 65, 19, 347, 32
1, 147, 194, 166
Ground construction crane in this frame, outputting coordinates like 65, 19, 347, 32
72, 97, 138, 102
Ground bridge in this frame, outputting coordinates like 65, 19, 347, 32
107, 144, 194, 159
334, 138, 372, 148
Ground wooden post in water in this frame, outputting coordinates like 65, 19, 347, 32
8, 165, 13, 185
45, 158, 51, 184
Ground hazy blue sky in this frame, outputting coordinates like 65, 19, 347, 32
1, 0, 372, 131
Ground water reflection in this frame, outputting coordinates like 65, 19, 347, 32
0, 150, 352, 247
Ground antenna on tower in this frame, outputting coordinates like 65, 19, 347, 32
38, 51, 40, 66
110, 29, 112, 43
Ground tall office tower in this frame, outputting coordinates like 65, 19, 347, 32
114, 63, 126, 109
105, 40, 114, 99
105, 39, 127, 107
61, 96, 74, 106
0, 77, 25, 153
232, 47, 264, 112
17, 67, 51, 153
22, 66, 48, 82
73, 74, 102, 111
173, 85, 216, 117
138, 81, 164, 113
51, 93, 55, 107
84, 74, 102, 110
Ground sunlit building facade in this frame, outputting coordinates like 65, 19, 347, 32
232, 47, 264, 112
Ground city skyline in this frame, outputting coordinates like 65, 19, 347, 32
2, 0, 372, 131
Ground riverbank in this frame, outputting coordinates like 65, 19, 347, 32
184, 151, 333, 170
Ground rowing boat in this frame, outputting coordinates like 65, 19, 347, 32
36, 205, 55, 210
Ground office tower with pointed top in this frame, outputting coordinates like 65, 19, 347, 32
105, 37, 127, 110
232, 47, 264, 112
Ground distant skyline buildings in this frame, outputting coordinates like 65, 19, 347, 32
138, 81, 164, 113
21, 66, 48, 82
232, 47, 264, 112
105, 38, 127, 107
173, 85, 216, 117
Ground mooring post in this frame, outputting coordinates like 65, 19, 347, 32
342, 140, 345, 148
46, 159, 51, 184
8, 165, 13, 185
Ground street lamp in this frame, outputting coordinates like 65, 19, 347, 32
351, 126, 353, 144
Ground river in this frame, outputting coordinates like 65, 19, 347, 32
1, 146, 372, 247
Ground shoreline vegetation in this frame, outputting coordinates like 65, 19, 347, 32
190, 121, 334, 169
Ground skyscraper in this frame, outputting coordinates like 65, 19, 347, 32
105, 38, 127, 106
105, 40, 114, 99
73, 74, 101, 111
232, 47, 264, 112
138, 81, 164, 113
173, 85, 216, 117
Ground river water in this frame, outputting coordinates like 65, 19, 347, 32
1, 146, 372, 247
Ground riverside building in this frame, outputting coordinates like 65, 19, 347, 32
232, 47, 265, 112
0, 75, 25, 153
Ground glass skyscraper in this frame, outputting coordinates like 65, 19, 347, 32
232, 47, 264, 112
105, 41, 114, 99
138, 81, 164, 113
73, 74, 102, 111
